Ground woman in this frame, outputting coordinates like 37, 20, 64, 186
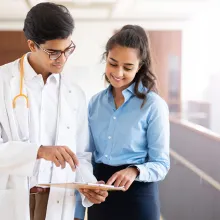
82, 25, 170, 220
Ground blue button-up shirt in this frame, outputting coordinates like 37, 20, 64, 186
75, 83, 170, 219
88, 83, 170, 182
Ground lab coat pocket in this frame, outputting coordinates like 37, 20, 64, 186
61, 190, 76, 220
0, 189, 16, 219
64, 188, 75, 204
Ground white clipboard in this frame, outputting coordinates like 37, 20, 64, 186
37, 182, 125, 191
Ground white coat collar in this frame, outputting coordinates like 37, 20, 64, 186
7, 53, 73, 142
9, 53, 71, 89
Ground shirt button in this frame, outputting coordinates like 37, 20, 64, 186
113, 116, 116, 120
57, 200, 59, 204
105, 155, 108, 158
67, 126, 70, 129
108, 136, 112, 139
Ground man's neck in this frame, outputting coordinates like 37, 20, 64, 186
28, 53, 51, 84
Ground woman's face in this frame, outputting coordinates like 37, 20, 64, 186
105, 45, 140, 90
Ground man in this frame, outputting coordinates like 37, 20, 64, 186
0, 2, 107, 220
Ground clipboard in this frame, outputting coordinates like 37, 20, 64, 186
37, 182, 125, 191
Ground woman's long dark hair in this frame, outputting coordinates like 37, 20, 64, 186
103, 25, 158, 107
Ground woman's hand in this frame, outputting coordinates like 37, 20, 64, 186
79, 181, 108, 204
106, 167, 139, 191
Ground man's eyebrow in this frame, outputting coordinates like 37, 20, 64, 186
46, 49, 60, 52
46, 42, 73, 52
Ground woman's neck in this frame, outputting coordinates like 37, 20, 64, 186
112, 87, 125, 109
112, 87, 124, 99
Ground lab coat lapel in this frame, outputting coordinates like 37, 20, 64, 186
58, 76, 78, 184
50, 75, 76, 182
3, 59, 20, 141
8, 59, 30, 141
46, 76, 76, 220
55, 75, 77, 146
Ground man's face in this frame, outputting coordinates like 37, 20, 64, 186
29, 35, 74, 74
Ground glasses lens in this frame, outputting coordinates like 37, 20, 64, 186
64, 47, 75, 58
49, 52, 61, 60
49, 44, 75, 60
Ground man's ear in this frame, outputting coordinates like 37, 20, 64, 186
27, 40, 38, 52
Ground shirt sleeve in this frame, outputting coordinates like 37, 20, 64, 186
0, 124, 39, 176
74, 190, 86, 220
0, 67, 40, 176
75, 91, 97, 217
135, 99, 170, 182
88, 98, 96, 165
76, 89, 90, 153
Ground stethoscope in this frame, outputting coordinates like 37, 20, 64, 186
12, 54, 61, 143
12, 55, 29, 109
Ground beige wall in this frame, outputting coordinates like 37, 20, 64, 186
149, 31, 182, 113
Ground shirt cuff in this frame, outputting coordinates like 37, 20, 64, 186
135, 164, 149, 182
82, 193, 93, 207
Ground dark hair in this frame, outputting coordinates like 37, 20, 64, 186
23, 2, 74, 44
103, 24, 157, 107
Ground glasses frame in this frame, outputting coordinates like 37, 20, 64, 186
34, 41, 76, 60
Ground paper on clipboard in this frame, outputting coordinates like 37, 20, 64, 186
37, 182, 125, 191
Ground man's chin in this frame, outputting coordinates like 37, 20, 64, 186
51, 66, 64, 73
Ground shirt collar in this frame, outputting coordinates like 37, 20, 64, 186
106, 82, 146, 103
23, 53, 37, 81
23, 53, 60, 84
106, 82, 147, 101
48, 73, 60, 84
126, 81, 146, 94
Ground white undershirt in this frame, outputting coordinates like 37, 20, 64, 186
23, 54, 60, 186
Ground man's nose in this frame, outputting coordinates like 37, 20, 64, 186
56, 53, 66, 63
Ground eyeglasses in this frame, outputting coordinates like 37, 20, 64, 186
34, 41, 76, 60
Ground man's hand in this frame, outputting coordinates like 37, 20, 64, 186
106, 167, 139, 191
37, 145, 79, 171
79, 181, 108, 204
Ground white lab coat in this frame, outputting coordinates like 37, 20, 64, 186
0, 57, 96, 220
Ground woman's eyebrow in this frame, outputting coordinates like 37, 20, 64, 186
109, 57, 134, 66
109, 57, 118, 62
